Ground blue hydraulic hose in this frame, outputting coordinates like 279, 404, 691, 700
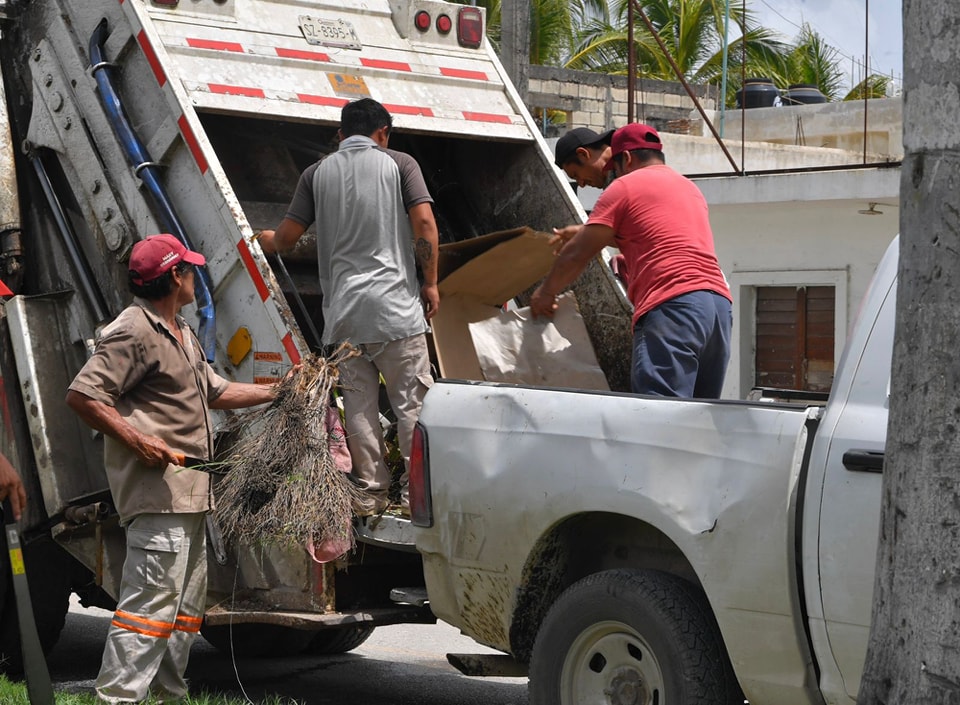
89, 19, 217, 361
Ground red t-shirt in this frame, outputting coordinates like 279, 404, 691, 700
587, 164, 731, 325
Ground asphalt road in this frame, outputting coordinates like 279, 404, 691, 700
47, 597, 529, 704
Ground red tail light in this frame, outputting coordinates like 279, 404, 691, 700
414, 10, 432, 32
436, 13, 452, 34
457, 6, 483, 49
408, 423, 433, 527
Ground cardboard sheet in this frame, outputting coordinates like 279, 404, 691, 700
467, 293, 610, 390
431, 226, 609, 391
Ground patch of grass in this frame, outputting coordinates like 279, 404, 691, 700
0, 675, 302, 704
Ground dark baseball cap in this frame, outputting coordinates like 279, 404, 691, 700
603, 123, 663, 172
554, 127, 615, 167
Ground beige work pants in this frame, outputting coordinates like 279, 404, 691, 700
96, 512, 206, 704
339, 334, 433, 503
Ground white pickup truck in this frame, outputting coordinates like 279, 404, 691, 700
409, 235, 896, 705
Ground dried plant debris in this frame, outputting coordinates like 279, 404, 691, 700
215, 343, 365, 552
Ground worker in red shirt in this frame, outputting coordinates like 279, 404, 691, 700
533, 123, 732, 398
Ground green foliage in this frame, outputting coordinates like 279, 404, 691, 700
844, 74, 890, 100
743, 24, 844, 102
567, 0, 790, 87
0, 675, 301, 704
448, 0, 609, 66
446, 0, 889, 107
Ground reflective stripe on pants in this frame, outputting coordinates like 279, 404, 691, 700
95, 512, 206, 704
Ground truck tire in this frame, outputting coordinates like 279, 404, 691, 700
303, 624, 375, 654
528, 569, 743, 705
0, 535, 74, 675
200, 623, 314, 658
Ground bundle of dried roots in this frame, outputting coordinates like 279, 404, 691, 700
214, 343, 365, 553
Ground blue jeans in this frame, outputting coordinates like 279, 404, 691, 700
631, 290, 732, 398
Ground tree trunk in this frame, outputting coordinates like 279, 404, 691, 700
499, 0, 529, 100
858, 1, 960, 702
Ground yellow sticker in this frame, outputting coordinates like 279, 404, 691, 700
327, 73, 371, 98
9, 547, 24, 575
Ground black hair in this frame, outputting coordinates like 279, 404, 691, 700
559, 140, 607, 168
128, 261, 192, 299
612, 148, 666, 171
340, 98, 393, 138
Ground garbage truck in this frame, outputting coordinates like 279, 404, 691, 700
0, 0, 633, 668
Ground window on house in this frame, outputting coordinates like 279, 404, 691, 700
755, 285, 836, 392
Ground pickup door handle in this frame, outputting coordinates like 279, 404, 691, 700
842, 449, 884, 473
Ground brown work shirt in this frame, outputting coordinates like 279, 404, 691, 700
68, 299, 229, 524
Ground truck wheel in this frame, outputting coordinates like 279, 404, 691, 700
0, 535, 74, 675
200, 623, 314, 657
304, 624, 375, 654
528, 569, 743, 705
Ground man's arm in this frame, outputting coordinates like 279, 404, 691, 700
0, 452, 26, 521
256, 218, 307, 255
65, 389, 182, 468
408, 202, 440, 321
549, 224, 584, 254
209, 382, 277, 410
530, 223, 617, 318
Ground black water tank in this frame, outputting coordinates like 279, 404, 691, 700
735, 77, 782, 109
783, 83, 828, 105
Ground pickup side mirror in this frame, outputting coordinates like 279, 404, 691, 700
842, 449, 885, 473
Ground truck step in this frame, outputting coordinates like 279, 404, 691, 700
446, 653, 528, 678
389, 587, 428, 607
354, 513, 418, 551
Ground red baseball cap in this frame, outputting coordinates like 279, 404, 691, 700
129, 234, 205, 285
603, 123, 663, 171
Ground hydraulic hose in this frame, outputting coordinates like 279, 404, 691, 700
29, 153, 111, 323
88, 19, 217, 361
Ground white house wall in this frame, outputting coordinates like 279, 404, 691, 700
695, 168, 901, 399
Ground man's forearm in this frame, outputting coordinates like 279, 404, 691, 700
409, 203, 439, 285
210, 382, 276, 410
65, 390, 143, 449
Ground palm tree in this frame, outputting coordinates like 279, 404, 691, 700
844, 74, 891, 100
741, 24, 844, 102
567, 0, 790, 91
449, 0, 608, 67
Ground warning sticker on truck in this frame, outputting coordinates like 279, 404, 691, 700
253, 351, 287, 384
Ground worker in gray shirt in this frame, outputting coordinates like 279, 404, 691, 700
258, 98, 439, 517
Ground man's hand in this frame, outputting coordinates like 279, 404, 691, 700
549, 225, 582, 255
254, 229, 277, 254
254, 219, 307, 255
530, 285, 559, 319
421, 283, 440, 321
0, 453, 26, 521
133, 433, 182, 469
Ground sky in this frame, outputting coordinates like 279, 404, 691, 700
749, 0, 903, 92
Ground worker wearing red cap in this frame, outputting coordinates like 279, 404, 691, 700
66, 233, 279, 704
532, 123, 733, 398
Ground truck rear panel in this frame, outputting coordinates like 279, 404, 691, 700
0, 0, 628, 630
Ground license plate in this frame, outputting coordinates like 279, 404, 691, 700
298, 15, 362, 51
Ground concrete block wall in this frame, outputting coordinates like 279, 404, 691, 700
527, 65, 716, 135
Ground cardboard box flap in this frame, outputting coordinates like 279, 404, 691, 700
438, 227, 555, 306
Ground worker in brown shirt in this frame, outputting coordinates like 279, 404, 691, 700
66, 233, 278, 704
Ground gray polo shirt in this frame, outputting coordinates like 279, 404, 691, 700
68, 300, 230, 524
286, 136, 432, 345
